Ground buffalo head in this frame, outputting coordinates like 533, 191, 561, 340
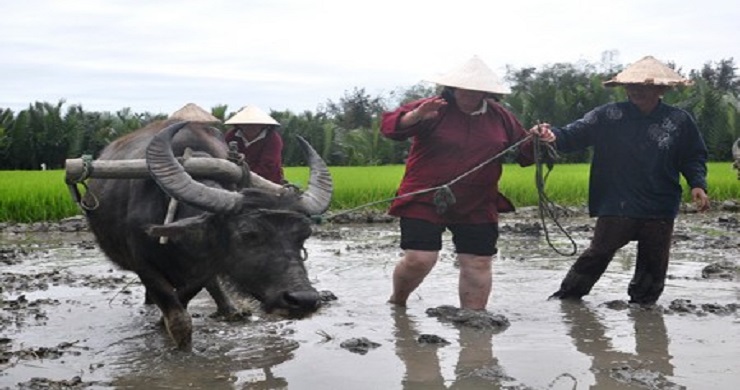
145, 121, 332, 317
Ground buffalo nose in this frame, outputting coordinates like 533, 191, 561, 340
284, 290, 321, 309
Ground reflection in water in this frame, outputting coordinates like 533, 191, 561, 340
560, 302, 676, 389
392, 308, 512, 390
108, 322, 295, 389
4, 220, 735, 389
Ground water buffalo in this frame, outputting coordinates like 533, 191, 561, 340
81, 119, 332, 350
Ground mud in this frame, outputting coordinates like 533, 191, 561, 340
1, 205, 738, 390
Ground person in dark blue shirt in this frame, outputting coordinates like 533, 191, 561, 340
541, 56, 710, 305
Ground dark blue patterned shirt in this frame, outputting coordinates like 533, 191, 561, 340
553, 100, 708, 218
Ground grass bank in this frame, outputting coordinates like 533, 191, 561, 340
1, 162, 738, 223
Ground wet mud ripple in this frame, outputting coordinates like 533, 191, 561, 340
1, 206, 738, 389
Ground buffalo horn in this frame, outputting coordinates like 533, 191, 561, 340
294, 135, 333, 215
146, 121, 243, 213
146, 122, 333, 215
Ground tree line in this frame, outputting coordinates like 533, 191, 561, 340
1, 55, 738, 170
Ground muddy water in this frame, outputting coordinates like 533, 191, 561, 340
1, 210, 738, 390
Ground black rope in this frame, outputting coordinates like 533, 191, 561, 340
533, 132, 578, 256
65, 154, 98, 213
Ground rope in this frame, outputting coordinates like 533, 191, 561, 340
66, 154, 94, 184
66, 154, 99, 213
323, 127, 579, 257
79, 182, 99, 211
533, 128, 578, 256
323, 134, 534, 221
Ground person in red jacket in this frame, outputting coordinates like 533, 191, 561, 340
224, 105, 285, 184
381, 56, 554, 310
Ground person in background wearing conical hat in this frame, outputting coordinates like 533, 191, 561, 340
169, 103, 221, 123
381, 56, 554, 310
224, 105, 285, 184
543, 55, 709, 305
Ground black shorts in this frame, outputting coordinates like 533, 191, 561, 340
399, 217, 499, 256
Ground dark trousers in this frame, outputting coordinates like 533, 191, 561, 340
553, 216, 674, 304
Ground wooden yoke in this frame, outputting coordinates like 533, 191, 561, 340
64, 157, 286, 194
64, 156, 289, 214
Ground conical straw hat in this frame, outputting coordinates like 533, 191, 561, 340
603, 56, 691, 87
224, 105, 280, 126
425, 56, 511, 94
169, 103, 220, 123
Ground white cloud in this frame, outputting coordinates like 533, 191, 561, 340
1, 0, 738, 114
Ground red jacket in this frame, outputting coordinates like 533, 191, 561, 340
224, 128, 285, 184
380, 97, 535, 224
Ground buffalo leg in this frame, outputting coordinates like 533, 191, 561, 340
137, 271, 193, 351
141, 276, 154, 305
176, 278, 241, 318
205, 278, 240, 316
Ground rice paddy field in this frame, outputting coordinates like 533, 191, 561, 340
1, 163, 739, 389
0, 162, 738, 223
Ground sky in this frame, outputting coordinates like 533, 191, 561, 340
1, 0, 738, 116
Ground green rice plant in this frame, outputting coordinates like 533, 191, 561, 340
500, 162, 740, 206
0, 170, 79, 222
290, 162, 738, 213
0, 161, 737, 223
697, 162, 740, 201
286, 165, 404, 211
499, 164, 590, 207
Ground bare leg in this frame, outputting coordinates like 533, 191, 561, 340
458, 254, 492, 310
388, 250, 439, 306
392, 307, 445, 387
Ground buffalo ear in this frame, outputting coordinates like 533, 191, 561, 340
145, 214, 211, 239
